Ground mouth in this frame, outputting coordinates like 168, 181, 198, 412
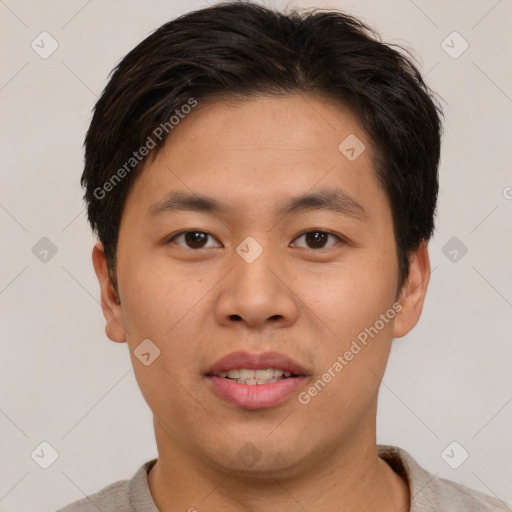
205, 351, 309, 410
215, 368, 298, 385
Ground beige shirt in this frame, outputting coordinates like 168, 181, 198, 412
56, 444, 511, 511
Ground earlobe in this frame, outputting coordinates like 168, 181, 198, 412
91, 241, 127, 343
393, 241, 431, 339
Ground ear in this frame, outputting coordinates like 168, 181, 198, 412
393, 240, 431, 338
92, 241, 127, 343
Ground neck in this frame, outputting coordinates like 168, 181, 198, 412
147, 416, 409, 511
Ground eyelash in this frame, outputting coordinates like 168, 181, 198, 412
165, 230, 345, 250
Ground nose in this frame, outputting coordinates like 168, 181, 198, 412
214, 240, 300, 330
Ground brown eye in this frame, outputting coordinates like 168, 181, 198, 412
292, 231, 341, 249
168, 231, 220, 249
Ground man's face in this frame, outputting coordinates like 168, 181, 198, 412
96, 95, 426, 475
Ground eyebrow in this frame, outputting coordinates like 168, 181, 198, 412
146, 188, 367, 220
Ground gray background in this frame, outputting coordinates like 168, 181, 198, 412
0, 0, 511, 510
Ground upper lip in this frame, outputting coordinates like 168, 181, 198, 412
206, 351, 308, 376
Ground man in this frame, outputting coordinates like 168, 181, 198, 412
58, 1, 511, 511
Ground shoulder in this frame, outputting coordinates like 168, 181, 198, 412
428, 473, 512, 511
378, 445, 512, 512
55, 479, 131, 512
55, 459, 158, 512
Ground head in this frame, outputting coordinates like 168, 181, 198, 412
84, 1, 442, 477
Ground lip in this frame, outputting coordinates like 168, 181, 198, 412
208, 376, 307, 409
205, 351, 309, 410
206, 350, 308, 377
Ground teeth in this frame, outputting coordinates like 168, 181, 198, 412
255, 369, 274, 380
218, 368, 292, 386
239, 369, 255, 380
216, 367, 296, 384
237, 377, 283, 385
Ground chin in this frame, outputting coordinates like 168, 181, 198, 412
201, 433, 312, 478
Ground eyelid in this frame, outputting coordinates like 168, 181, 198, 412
166, 229, 346, 249
166, 230, 222, 248
291, 230, 344, 249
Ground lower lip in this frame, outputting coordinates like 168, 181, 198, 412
207, 376, 307, 409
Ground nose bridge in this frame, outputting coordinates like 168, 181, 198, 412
235, 234, 266, 266
214, 233, 299, 328
232, 233, 280, 301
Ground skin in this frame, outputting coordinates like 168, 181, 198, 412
92, 94, 430, 511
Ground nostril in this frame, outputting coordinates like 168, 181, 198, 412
229, 314, 242, 321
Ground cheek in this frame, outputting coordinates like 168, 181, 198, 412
119, 255, 214, 375
119, 254, 194, 338
295, 253, 398, 343
298, 291, 395, 434
291, 247, 398, 411
120, 261, 206, 423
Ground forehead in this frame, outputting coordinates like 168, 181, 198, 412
166, 94, 367, 156
122, 94, 386, 220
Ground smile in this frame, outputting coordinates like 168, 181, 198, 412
206, 351, 309, 409
217, 368, 294, 385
